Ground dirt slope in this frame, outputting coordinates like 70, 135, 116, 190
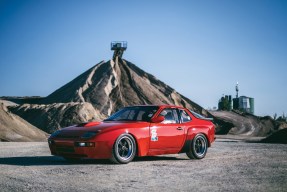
9, 102, 105, 134
0, 102, 48, 141
210, 110, 287, 137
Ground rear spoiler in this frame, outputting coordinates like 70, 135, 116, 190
188, 110, 214, 121
201, 117, 213, 121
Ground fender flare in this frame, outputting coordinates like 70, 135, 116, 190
180, 127, 210, 153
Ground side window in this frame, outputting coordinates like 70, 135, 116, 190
114, 109, 136, 120
179, 109, 192, 123
160, 108, 179, 124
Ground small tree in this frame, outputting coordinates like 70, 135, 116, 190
282, 112, 287, 122
276, 113, 287, 122
273, 113, 277, 120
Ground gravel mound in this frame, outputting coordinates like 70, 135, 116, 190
0, 101, 48, 141
9, 102, 105, 134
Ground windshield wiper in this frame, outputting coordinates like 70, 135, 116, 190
103, 119, 114, 121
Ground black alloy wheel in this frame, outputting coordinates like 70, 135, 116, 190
111, 133, 136, 164
186, 133, 208, 159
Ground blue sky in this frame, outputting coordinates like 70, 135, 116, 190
0, 0, 286, 116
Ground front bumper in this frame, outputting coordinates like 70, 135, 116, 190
48, 139, 111, 159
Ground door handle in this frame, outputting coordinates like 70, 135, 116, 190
177, 127, 183, 130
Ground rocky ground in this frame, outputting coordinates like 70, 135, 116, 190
0, 140, 286, 192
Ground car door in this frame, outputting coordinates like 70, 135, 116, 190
149, 108, 185, 149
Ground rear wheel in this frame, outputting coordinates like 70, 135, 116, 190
110, 134, 136, 164
186, 133, 208, 159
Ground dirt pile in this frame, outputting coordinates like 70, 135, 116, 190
2, 58, 207, 134
0, 101, 48, 141
261, 128, 287, 144
6, 58, 206, 133
210, 110, 287, 138
9, 102, 104, 134
42, 59, 206, 116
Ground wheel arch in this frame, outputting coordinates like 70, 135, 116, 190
180, 127, 211, 153
198, 132, 211, 147
96, 126, 150, 158
125, 132, 140, 157
122, 127, 150, 157
113, 130, 146, 157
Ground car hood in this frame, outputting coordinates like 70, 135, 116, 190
57, 121, 150, 134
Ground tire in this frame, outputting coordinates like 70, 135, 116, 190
110, 134, 137, 164
186, 133, 208, 159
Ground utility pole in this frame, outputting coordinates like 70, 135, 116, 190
236, 82, 239, 98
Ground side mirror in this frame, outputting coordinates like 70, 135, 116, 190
151, 116, 165, 123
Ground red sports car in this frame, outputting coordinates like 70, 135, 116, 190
48, 105, 215, 164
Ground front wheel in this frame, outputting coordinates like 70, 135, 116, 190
110, 134, 136, 164
186, 133, 208, 159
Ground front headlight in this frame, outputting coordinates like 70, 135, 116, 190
48, 139, 55, 145
80, 131, 99, 139
74, 142, 95, 147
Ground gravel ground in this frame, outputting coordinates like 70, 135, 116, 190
0, 140, 286, 192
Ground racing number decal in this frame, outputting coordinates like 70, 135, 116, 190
151, 128, 158, 141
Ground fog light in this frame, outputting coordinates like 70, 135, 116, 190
75, 142, 95, 147
86, 142, 95, 147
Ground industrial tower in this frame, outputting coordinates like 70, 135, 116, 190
111, 41, 127, 61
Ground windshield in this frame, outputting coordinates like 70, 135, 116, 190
104, 106, 159, 122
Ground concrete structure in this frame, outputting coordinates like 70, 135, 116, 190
233, 96, 254, 114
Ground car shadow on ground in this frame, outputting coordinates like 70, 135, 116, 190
134, 156, 188, 162
0, 156, 111, 166
0, 155, 189, 166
